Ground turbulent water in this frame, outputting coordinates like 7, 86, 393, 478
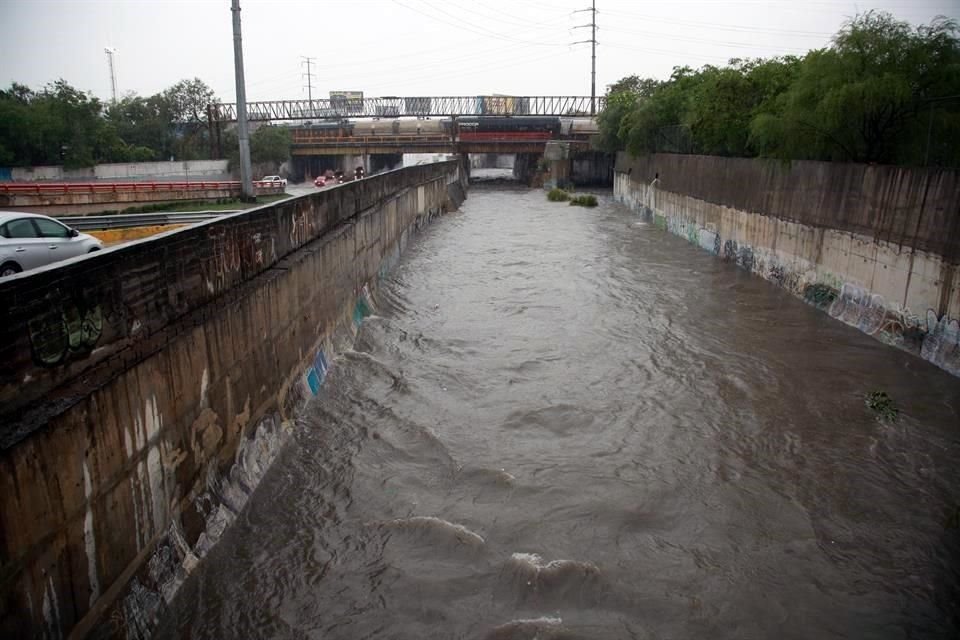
155, 187, 960, 639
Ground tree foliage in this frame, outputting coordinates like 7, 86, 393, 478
599, 12, 960, 166
224, 125, 292, 172
0, 78, 220, 168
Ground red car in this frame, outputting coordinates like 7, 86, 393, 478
314, 176, 326, 187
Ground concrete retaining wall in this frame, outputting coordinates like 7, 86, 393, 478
6, 160, 230, 183
615, 152, 960, 377
0, 161, 466, 638
0, 184, 285, 215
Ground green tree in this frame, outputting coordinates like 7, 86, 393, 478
163, 78, 218, 160
250, 125, 291, 165
0, 84, 37, 165
751, 11, 960, 163
621, 66, 704, 155
685, 57, 800, 156
597, 76, 662, 152
105, 94, 172, 160
225, 126, 291, 173
0, 77, 227, 168
19, 80, 111, 168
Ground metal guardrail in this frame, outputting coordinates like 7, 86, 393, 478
57, 211, 229, 231
0, 180, 285, 195
209, 96, 606, 123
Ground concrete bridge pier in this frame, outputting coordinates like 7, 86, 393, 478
512, 153, 543, 186
368, 153, 403, 174
543, 141, 571, 189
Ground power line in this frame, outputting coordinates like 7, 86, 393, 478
601, 26, 814, 52
572, 1, 597, 115
601, 9, 833, 37
391, 0, 568, 47
355, 48, 572, 94
301, 55, 316, 104
439, 0, 576, 31
304, 42, 582, 93
601, 41, 738, 63
305, 38, 564, 89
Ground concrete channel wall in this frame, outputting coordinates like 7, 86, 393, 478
0, 161, 467, 638
615, 152, 960, 377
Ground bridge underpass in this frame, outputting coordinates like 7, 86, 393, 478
207, 95, 611, 186
289, 141, 563, 185
287, 132, 606, 186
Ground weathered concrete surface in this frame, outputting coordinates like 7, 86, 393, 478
615, 152, 960, 377
0, 184, 284, 215
0, 162, 466, 638
6, 160, 230, 183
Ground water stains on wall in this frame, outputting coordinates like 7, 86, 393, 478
0, 164, 467, 639
616, 170, 960, 377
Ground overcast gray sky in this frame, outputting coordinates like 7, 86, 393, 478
1, 0, 957, 104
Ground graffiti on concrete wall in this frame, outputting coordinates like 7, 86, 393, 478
108, 412, 290, 640
27, 288, 103, 367
204, 226, 242, 293
306, 348, 329, 395
353, 285, 373, 328
921, 311, 960, 376
204, 226, 277, 294
614, 177, 960, 378
802, 283, 838, 309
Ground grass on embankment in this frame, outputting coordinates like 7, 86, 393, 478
91, 193, 291, 216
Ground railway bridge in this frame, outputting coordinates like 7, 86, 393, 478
206, 95, 614, 185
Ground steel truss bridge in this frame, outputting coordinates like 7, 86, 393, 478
208, 96, 606, 123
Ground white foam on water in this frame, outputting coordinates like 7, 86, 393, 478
504, 616, 562, 625
509, 552, 599, 574
385, 515, 486, 546
510, 552, 544, 567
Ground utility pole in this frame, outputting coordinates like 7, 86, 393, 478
104, 47, 118, 103
231, 0, 254, 200
572, 1, 598, 115
301, 55, 316, 115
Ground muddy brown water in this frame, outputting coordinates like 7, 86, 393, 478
155, 187, 960, 639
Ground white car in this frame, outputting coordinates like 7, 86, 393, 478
261, 175, 287, 188
0, 211, 104, 277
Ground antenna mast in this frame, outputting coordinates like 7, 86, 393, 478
104, 47, 118, 103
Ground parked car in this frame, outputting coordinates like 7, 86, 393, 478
261, 175, 287, 187
314, 176, 326, 187
0, 211, 104, 277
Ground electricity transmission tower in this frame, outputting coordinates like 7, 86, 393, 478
572, 1, 598, 115
301, 55, 317, 113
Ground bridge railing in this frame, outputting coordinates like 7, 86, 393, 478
210, 95, 606, 122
